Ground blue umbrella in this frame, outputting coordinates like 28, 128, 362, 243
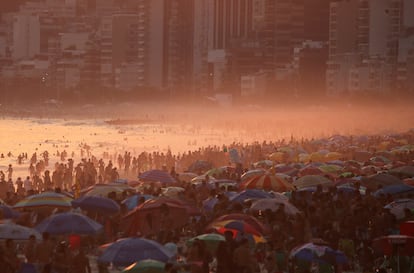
374, 184, 414, 197
290, 242, 348, 265
229, 189, 273, 203
72, 196, 120, 215
0, 204, 20, 219
35, 212, 103, 235
122, 194, 154, 211
202, 197, 218, 212
138, 170, 176, 184
98, 237, 174, 267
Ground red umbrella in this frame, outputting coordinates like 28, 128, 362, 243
373, 235, 414, 256
240, 174, 293, 192
400, 221, 414, 236
123, 197, 189, 236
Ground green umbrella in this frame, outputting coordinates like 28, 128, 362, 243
122, 259, 165, 273
187, 233, 225, 254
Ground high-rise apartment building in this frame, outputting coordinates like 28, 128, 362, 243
327, 0, 407, 95
12, 14, 41, 60
212, 0, 255, 50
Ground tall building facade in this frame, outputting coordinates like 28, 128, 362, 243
212, 0, 255, 50
327, 0, 409, 95
12, 14, 40, 60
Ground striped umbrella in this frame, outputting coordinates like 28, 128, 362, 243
13, 192, 72, 210
240, 174, 293, 192
241, 169, 266, 182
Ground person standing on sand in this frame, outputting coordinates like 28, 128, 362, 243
23, 176, 33, 193
7, 164, 13, 180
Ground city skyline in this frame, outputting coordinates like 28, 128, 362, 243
0, 0, 413, 104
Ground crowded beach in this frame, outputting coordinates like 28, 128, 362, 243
0, 128, 414, 273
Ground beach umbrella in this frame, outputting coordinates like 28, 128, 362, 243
114, 178, 129, 184
34, 212, 103, 235
373, 235, 414, 256
240, 174, 293, 192
204, 168, 225, 178
72, 195, 120, 215
361, 173, 404, 189
293, 175, 333, 189
202, 197, 219, 212
370, 156, 391, 165
98, 237, 174, 267
318, 164, 342, 174
373, 235, 414, 273
211, 220, 262, 237
177, 172, 198, 183
81, 183, 135, 197
122, 259, 165, 273
0, 222, 41, 240
269, 152, 286, 162
384, 199, 414, 220
124, 197, 189, 236
0, 204, 20, 219
13, 192, 72, 210
139, 170, 176, 184
240, 169, 266, 182
373, 184, 414, 197
298, 166, 324, 177
400, 221, 414, 236
208, 213, 269, 235
229, 189, 273, 203
122, 194, 154, 211
187, 233, 225, 254
253, 160, 274, 169
187, 160, 213, 173
249, 198, 300, 216
290, 242, 348, 265
390, 166, 414, 178
325, 152, 343, 161
208, 179, 239, 191
161, 187, 185, 198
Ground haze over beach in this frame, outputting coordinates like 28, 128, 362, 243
1, 100, 414, 180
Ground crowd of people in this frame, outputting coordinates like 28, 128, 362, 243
0, 130, 414, 273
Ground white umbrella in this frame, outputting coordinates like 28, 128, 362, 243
250, 198, 300, 216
